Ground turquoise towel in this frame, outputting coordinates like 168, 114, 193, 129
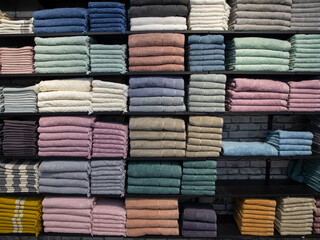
35, 45, 89, 54
182, 175, 217, 181
90, 44, 126, 51
127, 185, 180, 194
182, 185, 215, 191
183, 168, 217, 175
35, 66, 88, 74
183, 160, 217, 169
228, 37, 291, 51
128, 177, 181, 187
35, 53, 88, 62
34, 60, 89, 68
181, 190, 215, 195
128, 161, 182, 178
35, 36, 92, 46
181, 181, 215, 186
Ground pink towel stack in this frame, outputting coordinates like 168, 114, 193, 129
314, 199, 320, 234
92, 199, 126, 236
92, 121, 128, 158
0, 46, 34, 74
42, 197, 95, 234
38, 116, 95, 158
288, 80, 320, 112
226, 78, 289, 112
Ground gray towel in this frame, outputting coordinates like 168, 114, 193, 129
129, 105, 186, 112
130, 96, 184, 106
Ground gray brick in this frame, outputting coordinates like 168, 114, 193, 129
281, 168, 288, 175
226, 161, 250, 167
217, 210, 233, 215
42, 237, 62, 240
227, 168, 239, 175
224, 123, 239, 131
218, 175, 229, 179
260, 124, 268, 130
217, 161, 226, 167
62, 237, 80, 240
249, 131, 268, 138
231, 116, 251, 123
16, 11, 34, 18
240, 138, 263, 142
271, 160, 289, 168
238, 123, 261, 131
250, 161, 266, 168
199, 197, 214, 203
251, 116, 268, 123
213, 204, 226, 211
239, 168, 263, 175
226, 203, 234, 210
229, 131, 251, 139
228, 175, 251, 180
223, 116, 232, 123
270, 168, 282, 175
222, 132, 229, 139
249, 175, 265, 180
273, 115, 301, 123
271, 175, 289, 180
217, 168, 228, 175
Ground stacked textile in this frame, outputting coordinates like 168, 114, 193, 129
128, 33, 185, 71
0, 196, 42, 236
37, 78, 92, 113
127, 161, 181, 194
0, 47, 34, 74
130, 0, 188, 31
226, 37, 291, 71
88, 2, 126, 33
229, 0, 292, 30
3, 85, 38, 112
129, 117, 186, 157
2, 120, 38, 156
129, 76, 186, 112
39, 160, 90, 196
188, 0, 230, 30
188, 35, 225, 71
186, 116, 223, 157
91, 160, 126, 196
0, 160, 39, 193
291, 0, 320, 31
226, 78, 289, 112
182, 203, 217, 237
234, 198, 276, 236
34, 36, 91, 74
289, 35, 320, 72
181, 160, 217, 195
90, 44, 127, 73
33, 8, 88, 34
222, 141, 278, 156
265, 130, 313, 156
275, 197, 315, 235
0, 87, 3, 112
92, 199, 126, 236
126, 198, 179, 237
91, 80, 128, 112
38, 116, 95, 158
42, 197, 94, 234
314, 199, 320, 234
0, 18, 33, 34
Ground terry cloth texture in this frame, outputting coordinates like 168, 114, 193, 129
265, 130, 313, 156
125, 198, 179, 237
291, 0, 320, 31
0, 18, 33, 34
222, 141, 278, 156
234, 198, 276, 236
129, 76, 186, 112
34, 36, 92, 74
226, 37, 291, 71
129, 117, 186, 157
0, 196, 43, 236
226, 78, 289, 112
188, 35, 225, 71
182, 202, 217, 237
33, 8, 88, 34
0, 159, 39, 193
0, 46, 35, 74
128, 33, 185, 72
188, 0, 230, 30
38, 116, 95, 158
127, 161, 182, 194
275, 197, 316, 235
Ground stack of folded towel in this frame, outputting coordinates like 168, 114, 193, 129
229, 0, 292, 30
314, 199, 320, 234
226, 78, 289, 111
127, 161, 182, 194
38, 116, 95, 158
0, 18, 33, 34
182, 203, 217, 237
289, 35, 320, 72
91, 80, 128, 112
0, 87, 3, 112
37, 78, 92, 113
88, 2, 127, 33
0, 47, 34, 74
226, 37, 291, 71
265, 130, 313, 156
92, 199, 126, 236
92, 121, 128, 158
291, 0, 320, 31
234, 198, 276, 236
181, 160, 217, 195
130, 0, 188, 31
222, 141, 278, 156
128, 33, 185, 71
129, 117, 186, 157
39, 160, 91, 196
90, 44, 127, 73
188, 0, 230, 30
34, 36, 91, 74
275, 197, 316, 235
33, 8, 88, 34
90, 160, 126, 196
0, 196, 42, 236
3, 85, 38, 112
42, 197, 94, 234
186, 116, 223, 157
126, 198, 179, 237
0, 159, 39, 193
129, 76, 186, 112
2, 120, 38, 156
188, 35, 225, 71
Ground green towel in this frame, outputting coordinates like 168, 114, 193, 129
183, 160, 217, 169
189, 81, 225, 90
182, 185, 215, 191
128, 177, 181, 187
35, 66, 88, 74
291, 63, 320, 68
290, 48, 320, 54
127, 185, 180, 194
183, 168, 217, 175
35, 36, 93, 46
181, 180, 215, 186
190, 74, 226, 84
90, 49, 126, 55
35, 53, 88, 62
227, 56, 289, 65
188, 88, 225, 96
91, 55, 125, 60
290, 58, 320, 64
90, 44, 126, 51
289, 34, 320, 41
226, 49, 290, 59
182, 175, 217, 181
35, 45, 89, 55
290, 53, 320, 58
34, 60, 89, 68
229, 64, 289, 71
290, 39, 320, 45
293, 44, 320, 49
181, 189, 215, 195
228, 37, 291, 51
91, 59, 126, 65
91, 67, 126, 73
128, 161, 182, 178
291, 68, 320, 72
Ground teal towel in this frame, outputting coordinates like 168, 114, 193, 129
128, 161, 182, 178
35, 45, 89, 54
127, 185, 180, 194
34, 60, 89, 68
181, 181, 215, 186
35, 53, 88, 62
182, 175, 217, 181
182, 185, 215, 191
181, 190, 215, 195
183, 160, 217, 169
228, 37, 291, 51
90, 44, 126, 51
183, 168, 217, 175
35, 66, 88, 74
128, 177, 180, 187
35, 36, 92, 46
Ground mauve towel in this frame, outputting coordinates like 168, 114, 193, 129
129, 88, 184, 97
288, 80, 320, 89
129, 33, 185, 48
229, 78, 289, 93
39, 116, 95, 127
129, 56, 184, 66
129, 64, 184, 72
129, 46, 184, 57
227, 90, 289, 100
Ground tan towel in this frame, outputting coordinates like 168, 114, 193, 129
189, 116, 223, 128
126, 209, 179, 220
187, 145, 221, 152
130, 131, 186, 140
129, 46, 185, 57
187, 138, 222, 147
126, 227, 179, 237
188, 125, 223, 134
130, 149, 185, 157
278, 197, 316, 205
131, 140, 186, 149
128, 33, 185, 48
188, 132, 222, 140
126, 219, 178, 228
186, 151, 219, 157
126, 198, 178, 209
129, 117, 185, 132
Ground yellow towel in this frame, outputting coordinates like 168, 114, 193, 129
0, 196, 42, 207
238, 198, 276, 208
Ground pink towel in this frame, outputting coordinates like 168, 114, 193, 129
288, 107, 320, 111
39, 132, 91, 141
93, 139, 127, 145
38, 139, 91, 147
42, 197, 95, 209
44, 227, 91, 234
92, 219, 126, 224
39, 146, 91, 152
227, 90, 289, 100
94, 134, 126, 141
313, 228, 320, 234
288, 80, 320, 89
93, 128, 128, 137
93, 214, 126, 221
38, 126, 92, 134
42, 208, 91, 217
229, 78, 289, 93
92, 199, 125, 215
93, 143, 126, 150
94, 122, 128, 131
289, 98, 320, 103
39, 151, 90, 157
314, 223, 320, 228
290, 88, 320, 94
92, 153, 126, 158
228, 106, 288, 111
289, 103, 320, 108
287, 93, 319, 99
317, 200, 320, 207
315, 216, 320, 223
92, 230, 126, 236
93, 223, 125, 229
43, 214, 91, 223
227, 99, 287, 106
93, 148, 126, 153
39, 116, 96, 127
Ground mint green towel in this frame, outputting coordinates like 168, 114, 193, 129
229, 64, 289, 71
290, 48, 320, 54
34, 60, 89, 68
91, 67, 126, 73
292, 44, 320, 49
35, 36, 93, 46
181, 190, 214, 195
182, 185, 215, 191
91, 54, 125, 60
290, 34, 320, 41
183, 160, 217, 169
35, 54, 88, 62
290, 39, 320, 45
128, 177, 181, 187
182, 180, 215, 186
91, 59, 126, 64
229, 37, 291, 51
183, 168, 217, 175
226, 49, 290, 58
227, 56, 289, 65
290, 58, 320, 63
183, 175, 217, 181
35, 66, 88, 74
127, 185, 180, 194
128, 161, 182, 178
35, 45, 89, 54
90, 49, 126, 55
290, 53, 320, 58
90, 44, 126, 51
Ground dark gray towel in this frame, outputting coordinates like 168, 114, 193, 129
130, 5, 188, 18
183, 203, 217, 223
131, 0, 189, 6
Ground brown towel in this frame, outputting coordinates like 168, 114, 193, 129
128, 33, 185, 48
188, 125, 223, 134
188, 132, 222, 140
129, 56, 184, 66
129, 117, 185, 132
129, 46, 185, 57
130, 149, 185, 157
126, 227, 179, 237
127, 209, 179, 220
126, 219, 178, 228
130, 140, 186, 149
129, 64, 184, 72
130, 131, 186, 140
126, 198, 178, 209
187, 138, 222, 147
189, 116, 224, 128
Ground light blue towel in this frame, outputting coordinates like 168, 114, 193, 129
88, 2, 125, 8
129, 76, 184, 90
189, 55, 225, 61
33, 8, 88, 19
190, 66, 225, 71
266, 130, 313, 140
189, 49, 225, 56
265, 138, 312, 145
222, 141, 278, 156
188, 35, 224, 44
279, 150, 312, 156
189, 60, 225, 66
33, 18, 87, 27
129, 88, 185, 97
189, 44, 225, 50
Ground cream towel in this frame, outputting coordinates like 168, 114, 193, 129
92, 92, 127, 99
93, 107, 127, 112
39, 106, 92, 113
39, 79, 92, 92
38, 91, 92, 101
93, 98, 125, 103
92, 88, 128, 95
92, 80, 128, 91
38, 100, 92, 108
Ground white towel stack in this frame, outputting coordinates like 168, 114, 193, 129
0, 18, 33, 34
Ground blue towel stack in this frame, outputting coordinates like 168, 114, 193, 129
88, 2, 127, 33
222, 141, 278, 156
266, 130, 313, 156
33, 8, 88, 34
188, 35, 225, 72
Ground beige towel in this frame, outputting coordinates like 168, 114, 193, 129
130, 131, 186, 140
130, 149, 185, 157
130, 140, 186, 149
189, 116, 223, 128
188, 125, 223, 134
129, 117, 185, 132
188, 132, 222, 140
188, 138, 222, 147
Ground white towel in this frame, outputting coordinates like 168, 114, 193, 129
92, 92, 127, 99
92, 80, 128, 91
38, 100, 92, 108
131, 17, 186, 26
39, 106, 92, 113
131, 25, 187, 31
191, 0, 227, 4
38, 91, 92, 101
39, 79, 92, 92
92, 88, 128, 95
